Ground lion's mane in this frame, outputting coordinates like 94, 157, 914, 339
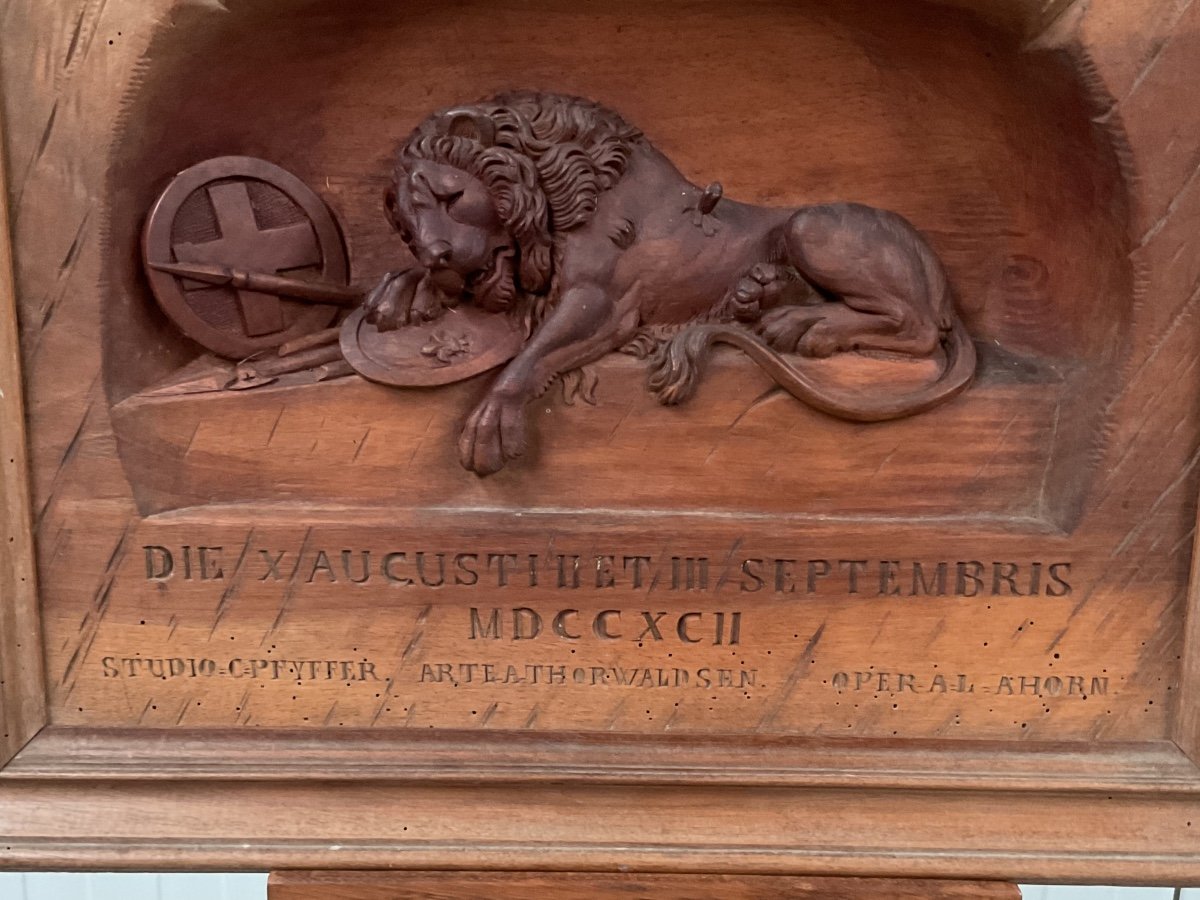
397, 91, 643, 312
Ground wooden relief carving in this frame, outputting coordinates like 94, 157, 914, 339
9, 0, 1200, 878
141, 92, 975, 475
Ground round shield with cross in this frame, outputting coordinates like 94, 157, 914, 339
142, 157, 349, 359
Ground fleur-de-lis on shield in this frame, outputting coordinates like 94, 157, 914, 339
420, 330, 473, 366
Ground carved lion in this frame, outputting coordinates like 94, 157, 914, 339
367, 90, 975, 475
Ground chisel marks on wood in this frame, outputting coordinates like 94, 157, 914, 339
756, 623, 826, 731
262, 526, 313, 639
59, 521, 132, 695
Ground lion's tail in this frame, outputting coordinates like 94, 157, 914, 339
648, 317, 976, 422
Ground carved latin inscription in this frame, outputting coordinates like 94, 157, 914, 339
143, 544, 1071, 598
42, 519, 1131, 737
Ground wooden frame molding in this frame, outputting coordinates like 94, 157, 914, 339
266, 872, 1024, 900
0, 73, 47, 771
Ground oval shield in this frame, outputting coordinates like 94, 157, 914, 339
340, 306, 525, 387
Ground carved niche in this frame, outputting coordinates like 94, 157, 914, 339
105, 15, 1131, 523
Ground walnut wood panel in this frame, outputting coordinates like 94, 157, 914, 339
0, 81, 45, 768
10, 728, 1198, 793
6, 0, 1182, 743
267, 871, 1022, 899
36, 510, 1167, 738
1180, 494, 1200, 760
1, 0, 1199, 882
2, 778, 1200, 882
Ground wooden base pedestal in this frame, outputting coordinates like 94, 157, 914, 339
267, 871, 1022, 899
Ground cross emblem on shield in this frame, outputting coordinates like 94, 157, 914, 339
142, 156, 349, 359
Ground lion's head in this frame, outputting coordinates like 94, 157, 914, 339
386, 91, 642, 314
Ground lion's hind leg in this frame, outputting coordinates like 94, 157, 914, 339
758, 299, 940, 358
756, 304, 830, 353
777, 204, 943, 358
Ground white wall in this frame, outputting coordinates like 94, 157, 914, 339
0, 876, 1191, 899
0, 874, 268, 899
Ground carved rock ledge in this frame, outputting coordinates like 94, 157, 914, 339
113, 345, 1071, 521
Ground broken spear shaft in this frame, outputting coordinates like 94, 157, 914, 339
150, 261, 365, 307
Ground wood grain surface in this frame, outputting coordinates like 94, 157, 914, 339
5, 0, 1181, 741
2, 776, 1200, 880
0, 0, 1199, 881
110, 349, 1059, 518
0, 72, 46, 769
267, 871, 1022, 899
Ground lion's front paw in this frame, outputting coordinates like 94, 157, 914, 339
410, 277, 453, 323
457, 390, 529, 476
364, 268, 421, 332
364, 268, 452, 331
